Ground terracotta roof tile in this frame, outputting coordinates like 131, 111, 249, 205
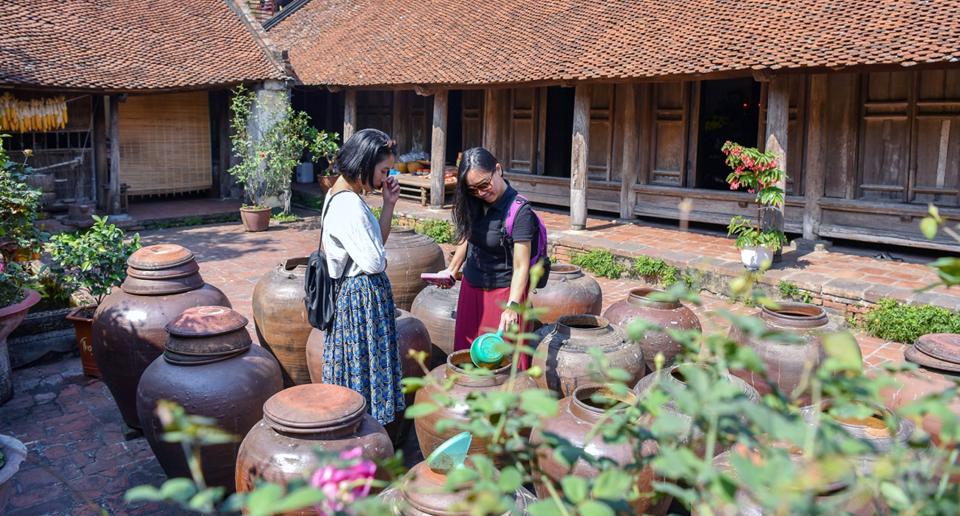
269, 0, 960, 87
0, 0, 285, 91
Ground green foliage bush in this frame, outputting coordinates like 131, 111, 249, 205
414, 219, 453, 244
631, 255, 679, 287
571, 249, 624, 279
0, 135, 46, 306
862, 298, 960, 344
777, 280, 814, 304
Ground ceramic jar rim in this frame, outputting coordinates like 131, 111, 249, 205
569, 384, 636, 421
549, 263, 583, 276
445, 350, 511, 386
760, 303, 828, 328
627, 287, 680, 309
263, 385, 367, 435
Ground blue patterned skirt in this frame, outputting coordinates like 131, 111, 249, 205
323, 272, 406, 425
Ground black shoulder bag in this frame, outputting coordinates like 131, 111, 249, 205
304, 190, 352, 331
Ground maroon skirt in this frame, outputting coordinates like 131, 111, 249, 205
453, 277, 531, 370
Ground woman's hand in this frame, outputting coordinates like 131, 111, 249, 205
436, 269, 456, 289
382, 176, 400, 206
498, 306, 519, 332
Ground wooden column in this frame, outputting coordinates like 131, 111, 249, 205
430, 90, 448, 208
482, 88, 500, 158
108, 94, 123, 214
619, 84, 639, 219
763, 77, 789, 258
803, 74, 827, 240
94, 96, 108, 210
343, 89, 357, 142
570, 85, 591, 230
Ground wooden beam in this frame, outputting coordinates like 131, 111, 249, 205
803, 74, 827, 240
430, 90, 448, 208
763, 77, 789, 259
343, 89, 357, 142
571, 85, 591, 230
619, 83, 639, 218
108, 94, 123, 214
483, 88, 500, 158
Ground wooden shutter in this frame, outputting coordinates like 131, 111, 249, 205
461, 90, 484, 151
858, 72, 911, 202
356, 91, 393, 134
913, 69, 960, 206
649, 82, 687, 185
588, 84, 615, 181
508, 88, 538, 174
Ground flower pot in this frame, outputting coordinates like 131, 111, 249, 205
0, 434, 28, 513
66, 306, 99, 378
739, 246, 772, 271
317, 174, 339, 192
0, 289, 40, 404
240, 206, 271, 232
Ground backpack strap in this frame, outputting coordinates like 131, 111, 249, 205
503, 194, 528, 238
503, 194, 548, 267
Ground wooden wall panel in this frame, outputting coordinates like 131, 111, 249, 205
859, 71, 911, 202
508, 88, 538, 174
823, 74, 860, 198
356, 90, 393, 134
649, 82, 687, 186
913, 69, 960, 206
588, 84, 614, 180
461, 90, 484, 151
786, 75, 807, 195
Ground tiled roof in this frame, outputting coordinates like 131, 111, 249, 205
269, 0, 960, 87
0, 0, 286, 91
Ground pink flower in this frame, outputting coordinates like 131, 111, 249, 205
748, 188, 755, 194
310, 447, 377, 516
730, 181, 740, 190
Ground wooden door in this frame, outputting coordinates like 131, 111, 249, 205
913, 69, 960, 206
648, 82, 688, 185
588, 85, 615, 181
508, 88, 538, 173
461, 90, 484, 151
858, 72, 912, 202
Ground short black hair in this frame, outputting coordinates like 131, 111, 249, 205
333, 128, 397, 187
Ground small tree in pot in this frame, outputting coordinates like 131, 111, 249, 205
46, 215, 141, 377
722, 141, 787, 271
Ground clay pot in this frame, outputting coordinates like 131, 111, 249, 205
253, 257, 313, 387
413, 350, 537, 461
240, 206, 271, 232
306, 308, 432, 403
800, 401, 913, 475
729, 303, 839, 404
533, 315, 644, 397
0, 289, 40, 404
410, 283, 460, 365
384, 227, 446, 311
380, 460, 537, 515
66, 306, 98, 378
317, 174, 338, 192
0, 434, 28, 513
91, 244, 231, 429
529, 264, 602, 324
137, 306, 283, 490
236, 384, 394, 515
604, 287, 701, 371
530, 385, 668, 515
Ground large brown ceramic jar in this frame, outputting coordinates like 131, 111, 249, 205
92, 244, 230, 429
529, 264, 602, 324
306, 308, 432, 403
410, 283, 460, 365
380, 460, 536, 515
729, 303, 839, 404
533, 315, 644, 396
137, 306, 283, 490
604, 287, 701, 371
413, 350, 537, 461
385, 227, 446, 311
253, 257, 313, 386
530, 385, 667, 516
800, 401, 913, 475
235, 384, 394, 515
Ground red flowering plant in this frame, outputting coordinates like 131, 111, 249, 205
722, 141, 788, 251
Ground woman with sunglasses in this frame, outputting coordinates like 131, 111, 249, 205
437, 147, 543, 369
320, 128, 405, 427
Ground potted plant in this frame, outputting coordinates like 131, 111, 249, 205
312, 129, 341, 193
722, 141, 787, 271
46, 215, 141, 377
228, 86, 340, 231
0, 433, 28, 512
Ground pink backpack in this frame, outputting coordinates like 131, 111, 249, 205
504, 195, 550, 288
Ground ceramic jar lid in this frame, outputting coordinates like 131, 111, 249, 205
129, 244, 195, 270
163, 306, 251, 365
263, 384, 366, 434
122, 244, 204, 295
906, 333, 960, 373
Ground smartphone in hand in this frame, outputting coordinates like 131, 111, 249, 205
421, 271, 455, 288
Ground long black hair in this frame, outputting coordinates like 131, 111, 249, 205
333, 128, 397, 188
452, 147, 500, 243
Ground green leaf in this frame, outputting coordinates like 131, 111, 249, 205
920, 217, 939, 240
527, 499, 565, 516
497, 466, 523, 493
404, 402, 440, 419
273, 486, 328, 512
560, 475, 589, 504
578, 500, 615, 516
880, 481, 911, 509
520, 389, 559, 418
124, 485, 163, 503
188, 487, 225, 512
822, 331, 863, 373
159, 478, 197, 502
245, 483, 284, 516
591, 469, 635, 500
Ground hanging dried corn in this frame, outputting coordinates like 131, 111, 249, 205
0, 93, 69, 132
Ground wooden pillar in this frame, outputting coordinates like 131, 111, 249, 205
482, 88, 500, 159
108, 94, 123, 215
343, 89, 357, 142
570, 85, 591, 230
803, 74, 827, 240
430, 90, 448, 208
94, 96, 108, 210
763, 77, 789, 258
619, 84, 639, 219
392, 90, 409, 152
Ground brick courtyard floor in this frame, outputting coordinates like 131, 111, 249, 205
0, 202, 926, 515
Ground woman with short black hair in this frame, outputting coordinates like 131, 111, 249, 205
321, 128, 405, 426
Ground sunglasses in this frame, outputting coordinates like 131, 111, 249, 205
466, 177, 495, 195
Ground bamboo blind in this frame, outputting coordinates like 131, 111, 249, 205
118, 91, 212, 195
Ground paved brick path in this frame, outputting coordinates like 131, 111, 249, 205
0, 213, 911, 515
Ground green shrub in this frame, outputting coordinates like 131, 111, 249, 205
631, 255, 679, 287
271, 212, 299, 224
415, 219, 453, 244
777, 280, 814, 304
571, 249, 624, 279
862, 298, 960, 344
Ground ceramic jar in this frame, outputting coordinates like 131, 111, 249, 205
92, 244, 230, 428
604, 287, 701, 371
384, 227, 446, 311
252, 257, 313, 386
529, 264, 602, 324
137, 306, 283, 490
235, 384, 394, 515
800, 402, 913, 475
533, 315, 644, 396
410, 283, 460, 365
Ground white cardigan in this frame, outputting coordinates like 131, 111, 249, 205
321, 192, 387, 278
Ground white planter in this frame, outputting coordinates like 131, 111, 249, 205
740, 246, 773, 271
295, 162, 314, 184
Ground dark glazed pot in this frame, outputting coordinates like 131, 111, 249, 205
604, 287, 701, 371
413, 351, 537, 461
91, 244, 230, 428
533, 315, 644, 396
137, 306, 283, 490
529, 264, 602, 324
384, 227, 446, 311
530, 385, 668, 516
410, 283, 460, 365
235, 384, 394, 515
253, 257, 313, 386
729, 303, 840, 404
